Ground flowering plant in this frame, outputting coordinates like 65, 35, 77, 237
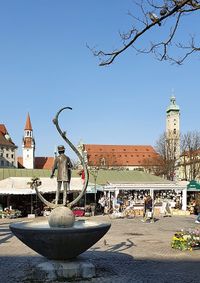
171, 229, 200, 251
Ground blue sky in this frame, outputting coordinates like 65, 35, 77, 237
0, 1, 199, 159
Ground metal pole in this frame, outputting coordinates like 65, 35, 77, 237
94, 176, 97, 203
31, 193, 33, 214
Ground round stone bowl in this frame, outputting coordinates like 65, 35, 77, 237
10, 219, 111, 260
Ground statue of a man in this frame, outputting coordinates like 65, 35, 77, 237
50, 145, 73, 205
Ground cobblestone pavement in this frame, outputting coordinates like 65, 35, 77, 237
0, 214, 200, 283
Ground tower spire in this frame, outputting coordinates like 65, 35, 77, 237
22, 113, 35, 169
24, 113, 32, 131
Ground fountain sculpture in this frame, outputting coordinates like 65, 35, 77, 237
10, 107, 111, 262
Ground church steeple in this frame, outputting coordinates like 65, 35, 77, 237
166, 94, 180, 159
24, 113, 32, 131
22, 113, 35, 169
166, 96, 180, 113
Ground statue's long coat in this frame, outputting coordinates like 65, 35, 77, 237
52, 154, 72, 182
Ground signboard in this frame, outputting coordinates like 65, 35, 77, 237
187, 180, 200, 191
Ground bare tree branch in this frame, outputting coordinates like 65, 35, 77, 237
90, 0, 200, 66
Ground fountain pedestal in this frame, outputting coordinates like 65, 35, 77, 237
34, 259, 96, 281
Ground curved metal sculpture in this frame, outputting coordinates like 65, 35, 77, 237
33, 107, 89, 209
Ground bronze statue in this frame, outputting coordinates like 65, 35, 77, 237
32, 107, 89, 209
51, 145, 73, 205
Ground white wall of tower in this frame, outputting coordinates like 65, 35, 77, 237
22, 146, 35, 169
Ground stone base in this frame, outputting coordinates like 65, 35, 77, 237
33, 259, 96, 280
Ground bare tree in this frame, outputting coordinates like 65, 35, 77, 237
180, 131, 200, 180
154, 132, 179, 180
143, 154, 165, 176
90, 0, 200, 66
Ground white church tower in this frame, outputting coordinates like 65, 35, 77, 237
22, 113, 35, 169
166, 95, 180, 159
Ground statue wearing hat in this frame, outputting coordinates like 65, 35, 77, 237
50, 145, 73, 205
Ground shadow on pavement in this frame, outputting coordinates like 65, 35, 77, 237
0, 233, 13, 245
0, 251, 200, 283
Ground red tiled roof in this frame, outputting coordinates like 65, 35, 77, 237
181, 149, 200, 157
0, 124, 7, 135
34, 157, 54, 169
84, 144, 159, 167
17, 156, 54, 169
0, 124, 17, 147
24, 113, 32, 130
17, 157, 24, 168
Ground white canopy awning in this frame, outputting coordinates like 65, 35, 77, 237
0, 177, 83, 195
0, 177, 104, 195
104, 182, 186, 192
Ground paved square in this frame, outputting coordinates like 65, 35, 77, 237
0, 214, 200, 283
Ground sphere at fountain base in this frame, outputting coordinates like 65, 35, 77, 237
48, 206, 75, 228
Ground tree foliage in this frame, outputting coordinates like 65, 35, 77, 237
91, 0, 200, 66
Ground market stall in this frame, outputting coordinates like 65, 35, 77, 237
186, 180, 200, 214
0, 177, 88, 216
103, 182, 187, 217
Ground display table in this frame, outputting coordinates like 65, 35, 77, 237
0, 209, 21, 218
133, 205, 144, 216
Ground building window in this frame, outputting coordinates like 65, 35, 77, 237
6, 154, 8, 158
11, 154, 14, 159
173, 129, 176, 134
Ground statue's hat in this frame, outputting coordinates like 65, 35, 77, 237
57, 145, 65, 152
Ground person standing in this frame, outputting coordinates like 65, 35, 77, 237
98, 195, 106, 215
50, 145, 73, 205
195, 202, 200, 223
143, 195, 153, 222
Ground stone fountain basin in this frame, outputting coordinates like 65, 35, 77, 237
10, 219, 111, 260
